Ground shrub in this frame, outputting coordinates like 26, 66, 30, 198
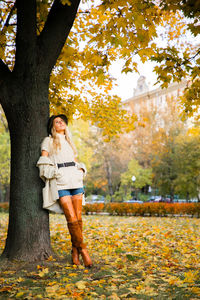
83, 202, 200, 217
83, 203, 104, 215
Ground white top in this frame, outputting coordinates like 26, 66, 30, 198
41, 134, 84, 190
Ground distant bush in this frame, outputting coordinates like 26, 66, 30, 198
0, 202, 9, 212
82, 202, 200, 217
83, 203, 104, 215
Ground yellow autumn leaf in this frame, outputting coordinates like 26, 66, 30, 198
38, 267, 49, 277
16, 292, 25, 298
47, 281, 58, 286
75, 280, 87, 290
68, 272, 78, 277
46, 284, 60, 294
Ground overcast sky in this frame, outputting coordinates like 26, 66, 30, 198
109, 58, 159, 102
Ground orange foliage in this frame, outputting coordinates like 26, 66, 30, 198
83, 202, 200, 217
83, 203, 105, 215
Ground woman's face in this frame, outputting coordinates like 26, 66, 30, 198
53, 117, 66, 134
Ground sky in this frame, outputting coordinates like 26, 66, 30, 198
109, 58, 160, 102
107, 17, 200, 103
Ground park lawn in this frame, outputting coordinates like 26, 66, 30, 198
0, 213, 200, 299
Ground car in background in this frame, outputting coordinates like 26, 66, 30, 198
147, 196, 162, 202
189, 198, 198, 203
124, 199, 143, 204
85, 194, 105, 204
173, 199, 187, 203
161, 197, 172, 203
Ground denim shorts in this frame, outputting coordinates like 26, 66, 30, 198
58, 188, 84, 197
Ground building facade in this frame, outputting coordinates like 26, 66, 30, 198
124, 76, 188, 115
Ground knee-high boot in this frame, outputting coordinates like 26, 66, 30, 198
71, 194, 93, 268
59, 197, 82, 265
67, 221, 86, 250
67, 221, 92, 267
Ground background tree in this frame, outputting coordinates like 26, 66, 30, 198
174, 130, 200, 201
152, 128, 200, 201
118, 158, 152, 201
70, 121, 133, 197
152, 134, 179, 199
122, 93, 189, 199
0, 132, 10, 203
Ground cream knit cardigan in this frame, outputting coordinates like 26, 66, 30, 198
36, 156, 86, 213
36, 156, 63, 213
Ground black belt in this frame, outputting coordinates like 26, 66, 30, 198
57, 162, 76, 168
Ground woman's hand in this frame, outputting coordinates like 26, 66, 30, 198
42, 150, 49, 157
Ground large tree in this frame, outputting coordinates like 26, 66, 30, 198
0, 0, 81, 261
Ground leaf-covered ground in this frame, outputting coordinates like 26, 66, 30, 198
0, 213, 200, 299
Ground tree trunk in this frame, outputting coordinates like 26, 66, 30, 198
1, 78, 54, 261
105, 159, 113, 198
0, 0, 81, 262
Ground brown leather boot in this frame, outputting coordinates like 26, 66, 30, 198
67, 220, 92, 267
59, 197, 81, 265
72, 194, 93, 268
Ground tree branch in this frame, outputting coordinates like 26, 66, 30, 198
14, 0, 37, 73
37, 0, 81, 75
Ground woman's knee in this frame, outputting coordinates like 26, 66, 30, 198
59, 196, 78, 222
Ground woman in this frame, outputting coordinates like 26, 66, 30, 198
36, 114, 92, 268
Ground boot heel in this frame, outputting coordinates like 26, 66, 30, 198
79, 248, 93, 268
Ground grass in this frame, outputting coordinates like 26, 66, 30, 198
0, 213, 200, 299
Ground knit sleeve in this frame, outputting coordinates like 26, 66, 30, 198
41, 137, 51, 153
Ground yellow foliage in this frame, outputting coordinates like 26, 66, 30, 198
1, 0, 196, 135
